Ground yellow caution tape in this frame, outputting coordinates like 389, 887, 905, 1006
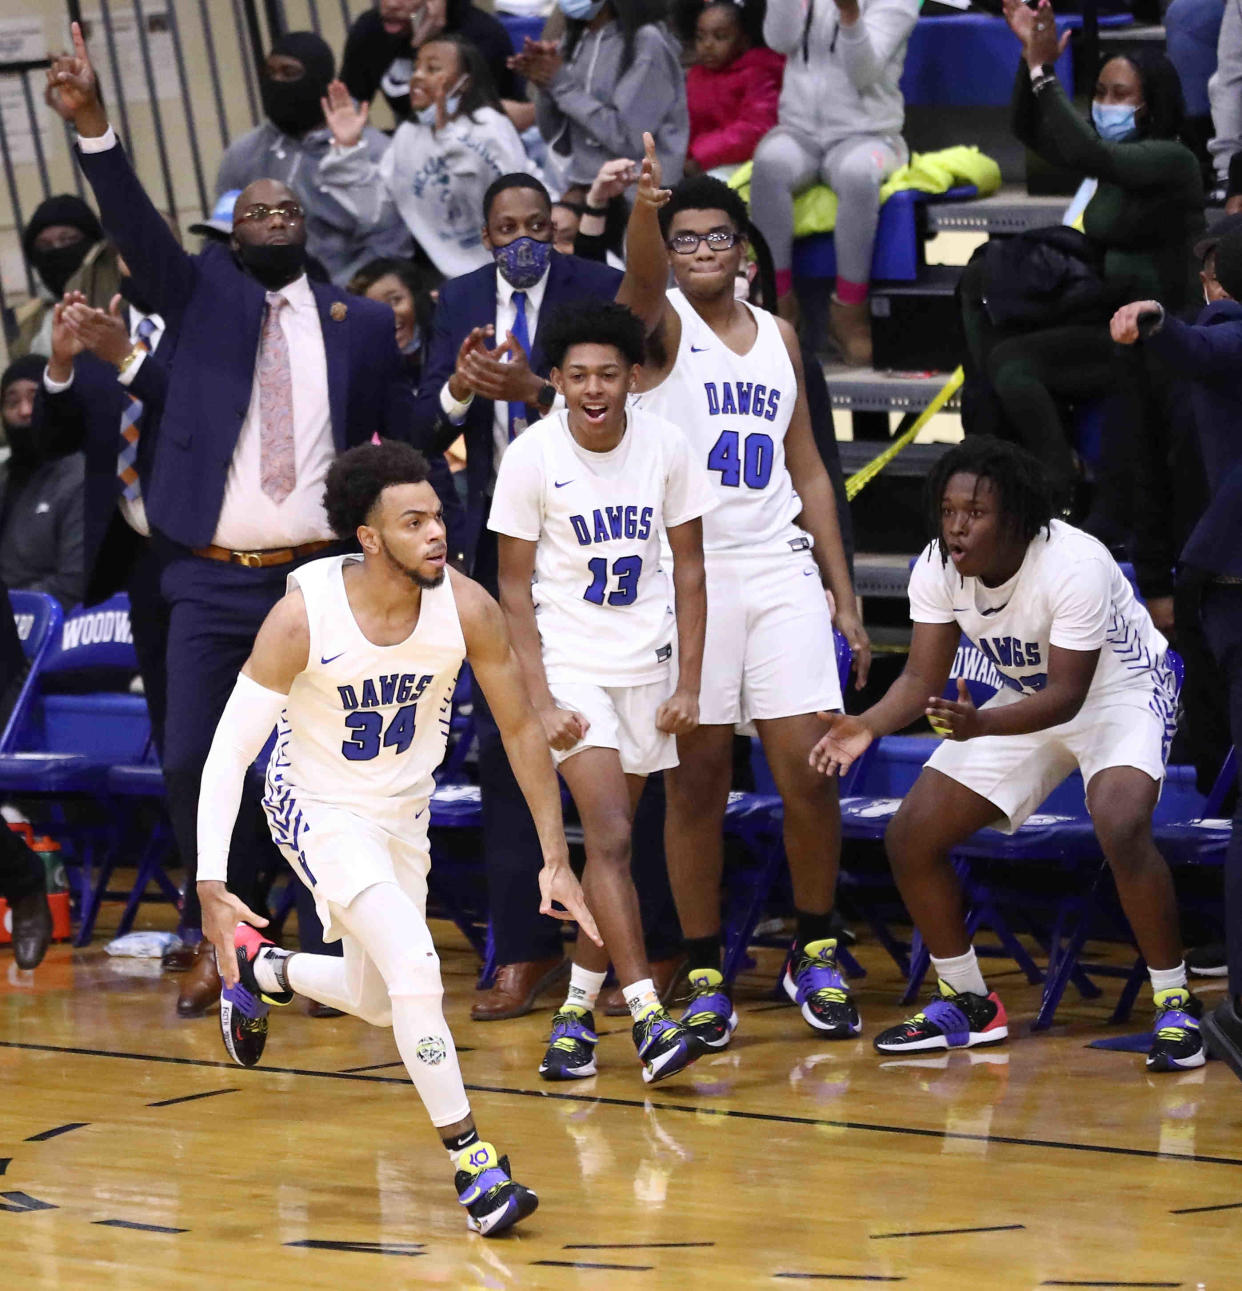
844, 366, 964, 502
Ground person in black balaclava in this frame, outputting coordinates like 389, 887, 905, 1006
0, 354, 85, 612
214, 31, 410, 286
10, 195, 114, 360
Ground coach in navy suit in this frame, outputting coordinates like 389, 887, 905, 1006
51, 27, 418, 1016
412, 175, 681, 1018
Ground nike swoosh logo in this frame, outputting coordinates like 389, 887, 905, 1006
320, 651, 346, 665
554, 479, 573, 488
979, 604, 1009, 616
690, 344, 709, 353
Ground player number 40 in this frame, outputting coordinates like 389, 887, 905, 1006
341, 704, 416, 761
707, 429, 774, 489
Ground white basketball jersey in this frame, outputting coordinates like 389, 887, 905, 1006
488, 407, 716, 686
636, 288, 803, 555
908, 520, 1173, 703
263, 555, 465, 838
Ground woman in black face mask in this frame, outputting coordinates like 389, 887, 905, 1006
215, 31, 411, 286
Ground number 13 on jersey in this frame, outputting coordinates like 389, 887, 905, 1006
584, 554, 643, 606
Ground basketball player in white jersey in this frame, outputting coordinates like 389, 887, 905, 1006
195, 441, 600, 1237
812, 437, 1204, 1072
618, 135, 871, 1046
490, 301, 718, 1084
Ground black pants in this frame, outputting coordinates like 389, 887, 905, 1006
0, 822, 43, 904
1199, 581, 1242, 998
126, 541, 171, 761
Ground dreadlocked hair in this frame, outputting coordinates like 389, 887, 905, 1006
924, 436, 1054, 566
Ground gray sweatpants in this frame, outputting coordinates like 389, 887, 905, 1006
750, 127, 905, 284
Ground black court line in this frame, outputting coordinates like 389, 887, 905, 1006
285, 1240, 425, 1256
337, 1060, 407, 1074
93, 1219, 188, 1234
1168, 1200, 1242, 1214
564, 1242, 715, 1250
774, 1277, 906, 1283
534, 1260, 654, 1271
0, 1159, 8, 1177
24, 1122, 88, 1142
1040, 1282, 1183, 1288
871, 1223, 1025, 1240
5, 1038, 1242, 1171
146, 1088, 240, 1108
0, 1191, 57, 1213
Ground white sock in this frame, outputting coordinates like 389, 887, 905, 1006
253, 945, 290, 995
623, 977, 660, 1021
565, 964, 607, 1011
1149, 961, 1189, 995
931, 948, 987, 998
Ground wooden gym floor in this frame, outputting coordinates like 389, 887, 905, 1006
2, 898, 1241, 1290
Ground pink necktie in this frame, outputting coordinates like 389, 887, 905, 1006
258, 292, 296, 505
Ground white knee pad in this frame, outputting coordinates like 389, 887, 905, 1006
385, 951, 444, 1004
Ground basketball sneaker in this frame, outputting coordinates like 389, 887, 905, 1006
220, 924, 293, 1069
783, 939, 861, 1037
678, 968, 738, 1049
539, 1005, 598, 1081
1146, 988, 1206, 1072
633, 1006, 707, 1084
454, 1142, 539, 1236
873, 982, 1008, 1054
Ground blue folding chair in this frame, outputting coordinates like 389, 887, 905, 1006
3, 591, 63, 752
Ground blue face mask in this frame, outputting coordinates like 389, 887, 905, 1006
416, 93, 462, 127
559, 0, 606, 19
493, 235, 553, 289
1091, 101, 1139, 142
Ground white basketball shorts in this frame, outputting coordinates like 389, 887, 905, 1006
547, 676, 678, 776
697, 544, 844, 726
925, 677, 1179, 832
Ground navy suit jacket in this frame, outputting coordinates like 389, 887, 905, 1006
37, 349, 168, 605
76, 139, 417, 548
412, 253, 622, 573
1146, 298, 1242, 579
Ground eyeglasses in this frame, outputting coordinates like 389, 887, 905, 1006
667, 230, 740, 255
236, 201, 305, 225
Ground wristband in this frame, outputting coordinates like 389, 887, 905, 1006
583, 203, 608, 216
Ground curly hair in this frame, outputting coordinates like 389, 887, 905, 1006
541, 300, 646, 370
323, 441, 431, 538
659, 173, 750, 239
925, 436, 1054, 565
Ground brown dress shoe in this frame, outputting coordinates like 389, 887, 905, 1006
600, 954, 689, 1017
828, 296, 873, 368
470, 956, 567, 1021
10, 885, 53, 970
176, 937, 221, 1018
306, 999, 345, 1019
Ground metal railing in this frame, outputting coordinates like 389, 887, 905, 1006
0, 0, 367, 320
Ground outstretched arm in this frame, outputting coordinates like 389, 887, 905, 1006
456, 572, 602, 945
196, 591, 309, 984
48, 23, 195, 319
617, 133, 677, 353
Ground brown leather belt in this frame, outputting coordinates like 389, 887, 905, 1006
191, 539, 334, 568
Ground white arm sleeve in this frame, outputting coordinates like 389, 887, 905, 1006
196, 673, 289, 884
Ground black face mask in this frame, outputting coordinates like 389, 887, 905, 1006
118, 273, 158, 318
234, 239, 308, 289
29, 240, 90, 296
260, 74, 326, 137
3, 417, 36, 470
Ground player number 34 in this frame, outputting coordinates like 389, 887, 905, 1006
341, 704, 416, 760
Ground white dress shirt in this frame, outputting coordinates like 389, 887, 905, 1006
41, 304, 166, 538
439, 264, 551, 486
213, 272, 335, 550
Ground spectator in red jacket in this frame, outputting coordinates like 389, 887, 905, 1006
685, 1, 784, 174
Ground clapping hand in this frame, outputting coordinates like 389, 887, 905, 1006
321, 79, 369, 149
1109, 300, 1162, 345
587, 158, 638, 209
64, 293, 134, 368
809, 712, 874, 776
460, 331, 542, 405
1003, 0, 1070, 67
509, 37, 562, 88
924, 679, 984, 742
48, 291, 88, 381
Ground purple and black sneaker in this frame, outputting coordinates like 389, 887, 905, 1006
874, 982, 1008, 1054
1147, 988, 1205, 1072
219, 923, 293, 1068
455, 1142, 538, 1236
539, 1004, 598, 1080
679, 967, 738, 1049
783, 938, 861, 1038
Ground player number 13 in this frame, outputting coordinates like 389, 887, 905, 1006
584, 554, 642, 606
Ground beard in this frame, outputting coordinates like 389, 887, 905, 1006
379, 535, 445, 589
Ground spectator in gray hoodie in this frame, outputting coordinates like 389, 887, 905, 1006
750, 0, 918, 365
515, 0, 689, 190
215, 31, 409, 286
